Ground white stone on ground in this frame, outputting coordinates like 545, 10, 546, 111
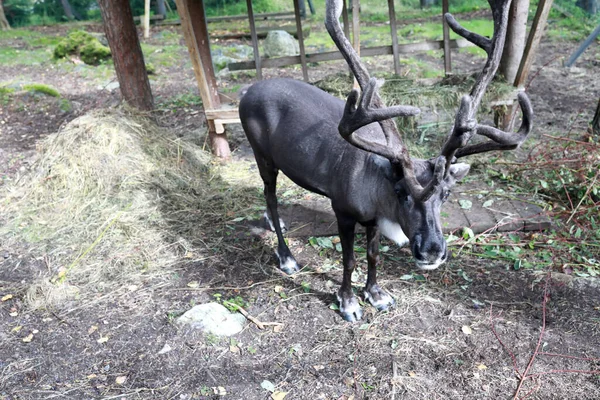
176, 302, 246, 336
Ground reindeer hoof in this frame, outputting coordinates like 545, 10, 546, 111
276, 251, 300, 275
364, 285, 395, 311
337, 293, 363, 322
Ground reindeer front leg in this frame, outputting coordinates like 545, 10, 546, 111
335, 211, 363, 322
364, 225, 395, 311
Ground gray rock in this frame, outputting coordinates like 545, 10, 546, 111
105, 81, 120, 92
263, 30, 299, 58
176, 302, 246, 336
211, 45, 254, 71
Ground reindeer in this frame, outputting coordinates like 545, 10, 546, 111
239, 0, 532, 321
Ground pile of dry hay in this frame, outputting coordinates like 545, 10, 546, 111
0, 109, 262, 311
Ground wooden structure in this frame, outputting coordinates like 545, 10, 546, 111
174, 0, 461, 157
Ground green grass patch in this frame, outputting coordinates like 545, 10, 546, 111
23, 83, 60, 97
0, 47, 51, 66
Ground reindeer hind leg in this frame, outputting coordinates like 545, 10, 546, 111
256, 158, 300, 275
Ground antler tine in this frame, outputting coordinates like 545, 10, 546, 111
455, 91, 533, 158
325, 0, 439, 201
440, 0, 513, 167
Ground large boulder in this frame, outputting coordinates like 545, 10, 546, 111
263, 30, 299, 58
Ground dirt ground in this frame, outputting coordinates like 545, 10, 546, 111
1, 19, 600, 400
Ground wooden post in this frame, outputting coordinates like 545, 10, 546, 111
442, 0, 451, 74
351, 0, 360, 89
388, 0, 400, 75
293, 0, 309, 81
144, 0, 150, 38
175, 0, 230, 158
246, 0, 262, 80
342, 0, 350, 40
513, 0, 554, 88
500, 0, 553, 131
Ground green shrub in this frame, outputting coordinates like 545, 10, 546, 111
53, 30, 111, 65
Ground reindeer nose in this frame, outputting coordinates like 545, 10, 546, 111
412, 233, 446, 264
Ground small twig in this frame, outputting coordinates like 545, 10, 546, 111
391, 361, 398, 400
538, 352, 600, 362
222, 301, 268, 330
526, 369, 600, 378
566, 168, 600, 224
490, 305, 521, 378
513, 272, 551, 399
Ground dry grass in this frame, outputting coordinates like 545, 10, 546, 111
0, 109, 269, 312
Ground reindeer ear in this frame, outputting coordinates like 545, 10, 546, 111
448, 163, 470, 182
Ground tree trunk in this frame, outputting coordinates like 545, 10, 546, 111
576, 0, 598, 14
60, 0, 76, 20
592, 98, 600, 135
156, 0, 167, 16
500, 0, 530, 84
97, 0, 153, 111
0, 0, 11, 30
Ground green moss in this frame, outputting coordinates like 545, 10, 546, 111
53, 30, 111, 66
145, 62, 156, 75
23, 83, 60, 97
80, 40, 111, 65
0, 86, 14, 95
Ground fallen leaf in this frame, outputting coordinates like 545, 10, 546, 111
97, 336, 109, 344
274, 285, 283, 293
230, 345, 240, 354
212, 386, 226, 396
88, 325, 98, 335
187, 281, 199, 288
261, 380, 276, 393
115, 376, 127, 385
87, 374, 97, 379
158, 343, 172, 355
1, 294, 13, 302
408, 371, 416, 377
12, 325, 23, 333
271, 392, 288, 400
273, 324, 283, 333
462, 325, 473, 335
477, 364, 487, 370
459, 199, 473, 210
22, 333, 33, 343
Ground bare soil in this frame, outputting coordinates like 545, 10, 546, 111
1, 21, 600, 400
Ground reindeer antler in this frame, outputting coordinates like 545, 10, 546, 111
325, 0, 444, 202
440, 0, 533, 166
325, 0, 532, 200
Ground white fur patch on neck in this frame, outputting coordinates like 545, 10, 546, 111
378, 219, 409, 247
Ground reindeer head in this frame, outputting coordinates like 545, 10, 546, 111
325, 0, 533, 270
